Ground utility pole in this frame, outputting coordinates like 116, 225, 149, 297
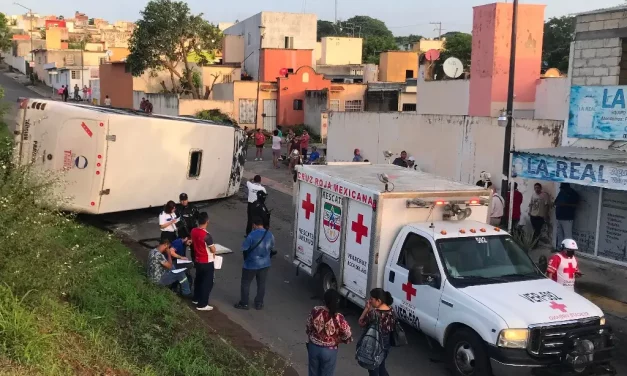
254, 25, 265, 130
14, 3, 33, 83
501, 0, 518, 214
430, 22, 443, 38
335, 0, 338, 24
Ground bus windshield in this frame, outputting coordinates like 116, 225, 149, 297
436, 235, 544, 286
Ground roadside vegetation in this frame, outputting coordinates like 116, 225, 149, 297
0, 87, 283, 375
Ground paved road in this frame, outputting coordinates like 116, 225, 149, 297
99, 186, 449, 376
0, 71, 42, 124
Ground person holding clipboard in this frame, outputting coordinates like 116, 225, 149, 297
159, 201, 179, 243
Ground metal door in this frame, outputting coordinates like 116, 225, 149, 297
262, 99, 276, 131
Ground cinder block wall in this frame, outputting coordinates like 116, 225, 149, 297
572, 10, 627, 86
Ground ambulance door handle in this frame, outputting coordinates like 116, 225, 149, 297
389, 271, 395, 283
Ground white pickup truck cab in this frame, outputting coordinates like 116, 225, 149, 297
293, 164, 615, 376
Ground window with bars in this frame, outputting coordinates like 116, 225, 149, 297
402, 103, 417, 112
345, 100, 362, 112
71, 70, 80, 79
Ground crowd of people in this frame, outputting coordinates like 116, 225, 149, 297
243, 126, 322, 170
484, 179, 580, 251
57, 84, 92, 102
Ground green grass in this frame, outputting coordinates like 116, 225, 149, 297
0, 120, 283, 375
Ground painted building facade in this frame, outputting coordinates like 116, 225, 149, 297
379, 51, 418, 82
223, 12, 317, 80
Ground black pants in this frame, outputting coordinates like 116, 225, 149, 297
368, 349, 390, 376
246, 202, 254, 235
529, 216, 545, 245
301, 148, 308, 160
194, 262, 215, 307
239, 267, 269, 306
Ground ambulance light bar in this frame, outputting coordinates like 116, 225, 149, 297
406, 198, 487, 208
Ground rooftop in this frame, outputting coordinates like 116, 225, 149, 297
302, 164, 490, 195
575, 4, 627, 17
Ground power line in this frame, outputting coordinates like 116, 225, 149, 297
430, 22, 444, 38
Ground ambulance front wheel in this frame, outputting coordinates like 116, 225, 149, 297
317, 265, 337, 296
446, 328, 492, 376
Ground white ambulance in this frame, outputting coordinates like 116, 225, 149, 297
12, 99, 246, 214
293, 164, 615, 376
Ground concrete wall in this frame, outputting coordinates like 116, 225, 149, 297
328, 84, 367, 111
320, 37, 363, 65
3, 54, 27, 74
201, 65, 241, 97
571, 11, 627, 86
99, 62, 133, 108
304, 90, 328, 135
179, 99, 235, 117
260, 49, 313, 82
223, 12, 317, 80
534, 77, 569, 121
90, 79, 100, 105
223, 35, 245, 64
133, 91, 179, 116
212, 81, 277, 127
379, 51, 418, 82
327, 112, 562, 216
416, 79, 470, 115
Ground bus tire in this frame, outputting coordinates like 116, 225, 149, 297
446, 328, 492, 376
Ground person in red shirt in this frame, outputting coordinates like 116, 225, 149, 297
306, 289, 352, 375
504, 182, 523, 230
254, 129, 266, 161
300, 130, 310, 160
546, 239, 581, 292
191, 212, 217, 311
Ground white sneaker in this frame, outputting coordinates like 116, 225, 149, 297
260, 158, 264, 161
254, 158, 259, 161
196, 305, 214, 311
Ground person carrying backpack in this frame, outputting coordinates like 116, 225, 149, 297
357, 288, 396, 376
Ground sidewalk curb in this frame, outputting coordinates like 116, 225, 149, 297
580, 291, 627, 321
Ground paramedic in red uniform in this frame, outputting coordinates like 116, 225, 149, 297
191, 212, 216, 311
546, 239, 581, 292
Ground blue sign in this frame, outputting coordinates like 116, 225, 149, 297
512, 152, 627, 191
568, 86, 627, 141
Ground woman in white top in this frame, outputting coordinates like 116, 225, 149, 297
271, 129, 283, 169
159, 200, 179, 243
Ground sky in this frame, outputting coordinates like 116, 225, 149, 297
8, 0, 624, 37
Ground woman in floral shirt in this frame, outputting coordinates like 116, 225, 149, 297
306, 290, 353, 376
358, 288, 396, 376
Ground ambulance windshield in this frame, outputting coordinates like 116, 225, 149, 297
436, 235, 544, 286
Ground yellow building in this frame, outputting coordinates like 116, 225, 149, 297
413, 38, 445, 53
378, 51, 418, 82
45, 27, 69, 50
318, 37, 363, 65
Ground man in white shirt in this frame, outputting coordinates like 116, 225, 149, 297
271, 130, 283, 169
246, 175, 267, 235
488, 183, 504, 226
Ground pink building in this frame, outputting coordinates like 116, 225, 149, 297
468, 3, 546, 117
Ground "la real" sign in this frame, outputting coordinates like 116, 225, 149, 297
568, 86, 627, 141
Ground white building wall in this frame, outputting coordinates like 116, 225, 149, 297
534, 77, 569, 121
416, 80, 470, 115
327, 112, 563, 225
223, 12, 317, 79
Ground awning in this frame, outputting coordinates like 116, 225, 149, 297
512, 147, 627, 191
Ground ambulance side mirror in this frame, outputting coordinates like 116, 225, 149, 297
538, 256, 548, 274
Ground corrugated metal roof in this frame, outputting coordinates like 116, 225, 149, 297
575, 4, 627, 17
516, 147, 627, 164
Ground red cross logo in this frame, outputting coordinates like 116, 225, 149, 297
402, 280, 417, 302
549, 301, 568, 313
563, 262, 577, 279
351, 214, 369, 244
301, 193, 315, 220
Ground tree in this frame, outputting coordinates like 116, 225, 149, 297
394, 34, 424, 47
363, 35, 397, 63
39, 28, 46, 40
543, 16, 575, 73
434, 32, 472, 79
126, 0, 222, 99
441, 31, 462, 39
344, 16, 397, 63
317, 20, 338, 41
0, 13, 13, 52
